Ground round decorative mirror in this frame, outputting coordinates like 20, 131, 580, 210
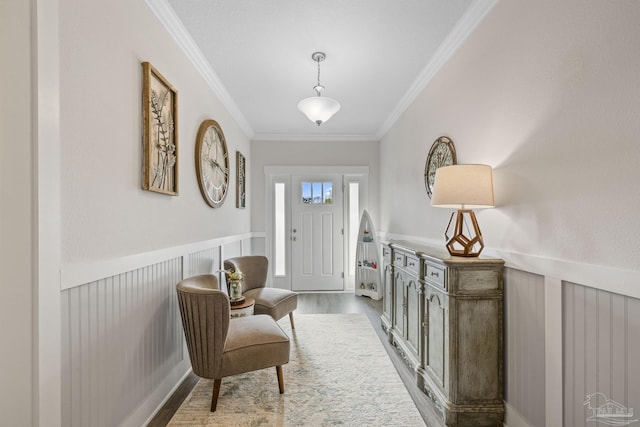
424, 136, 457, 199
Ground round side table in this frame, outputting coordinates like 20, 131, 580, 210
230, 297, 255, 318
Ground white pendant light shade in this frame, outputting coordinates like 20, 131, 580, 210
297, 96, 341, 126
298, 51, 340, 126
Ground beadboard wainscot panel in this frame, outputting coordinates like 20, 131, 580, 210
188, 247, 219, 277
60, 232, 265, 427
61, 257, 185, 427
222, 238, 243, 261
187, 235, 265, 278
504, 268, 546, 427
563, 281, 640, 427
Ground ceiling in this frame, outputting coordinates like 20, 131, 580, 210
154, 0, 491, 141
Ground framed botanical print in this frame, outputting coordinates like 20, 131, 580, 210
236, 151, 246, 208
142, 61, 178, 195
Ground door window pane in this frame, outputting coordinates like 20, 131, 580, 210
301, 181, 333, 205
312, 182, 322, 204
323, 182, 333, 204
302, 182, 312, 204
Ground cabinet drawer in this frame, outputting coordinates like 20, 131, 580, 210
405, 255, 420, 275
393, 252, 405, 266
425, 263, 446, 289
382, 246, 392, 262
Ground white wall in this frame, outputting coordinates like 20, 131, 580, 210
20, 0, 255, 425
380, 1, 640, 425
381, 0, 640, 272
250, 140, 380, 231
0, 0, 34, 424
60, 0, 251, 265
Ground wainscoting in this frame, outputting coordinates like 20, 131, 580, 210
503, 272, 640, 427
504, 268, 546, 427
563, 281, 640, 427
59, 230, 639, 427
61, 257, 184, 427
60, 234, 262, 427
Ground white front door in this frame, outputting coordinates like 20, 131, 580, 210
290, 175, 344, 291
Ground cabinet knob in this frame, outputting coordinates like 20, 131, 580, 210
430, 271, 439, 277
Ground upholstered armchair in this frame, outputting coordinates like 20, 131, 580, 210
176, 274, 290, 411
224, 255, 298, 328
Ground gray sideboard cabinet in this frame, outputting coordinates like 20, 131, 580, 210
381, 241, 504, 427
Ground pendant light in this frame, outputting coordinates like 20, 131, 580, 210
297, 52, 341, 126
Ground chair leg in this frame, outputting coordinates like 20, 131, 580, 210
289, 312, 295, 329
276, 366, 285, 394
211, 378, 222, 412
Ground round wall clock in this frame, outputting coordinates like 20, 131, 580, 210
424, 136, 457, 199
195, 119, 230, 208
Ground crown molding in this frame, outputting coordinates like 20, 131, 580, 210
252, 133, 379, 143
145, 0, 254, 139
376, 0, 499, 139
146, 0, 496, 143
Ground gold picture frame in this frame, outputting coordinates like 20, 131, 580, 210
142, 62, 178, 195
236, 151, 246, 208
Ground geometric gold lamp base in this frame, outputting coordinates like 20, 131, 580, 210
444, 209, 484, 257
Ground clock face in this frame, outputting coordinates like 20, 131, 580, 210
195, 120, 229, 208
424, 136, 457, 199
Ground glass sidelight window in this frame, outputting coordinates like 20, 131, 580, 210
274, 182, 286, 276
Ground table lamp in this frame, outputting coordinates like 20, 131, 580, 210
431, 164, 494, 257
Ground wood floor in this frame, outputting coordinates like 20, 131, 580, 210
148, 293, 444, 427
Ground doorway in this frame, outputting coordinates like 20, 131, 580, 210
265, 166, 368, 292
290, 175, 343, 291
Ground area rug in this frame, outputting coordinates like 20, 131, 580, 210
168, 313, 425, 426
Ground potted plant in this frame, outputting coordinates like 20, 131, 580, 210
220, 268, 244, 300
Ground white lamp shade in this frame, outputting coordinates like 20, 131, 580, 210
431, 164, 495, 209
297, 96, 341, 125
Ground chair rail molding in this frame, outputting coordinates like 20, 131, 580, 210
61, 232, 265, 290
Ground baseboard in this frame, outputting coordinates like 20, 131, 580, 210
504, 401, 533, 427
143, 367, 193, 427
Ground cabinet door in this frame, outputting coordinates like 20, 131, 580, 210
383, 264, 393, 321
406, 278, 420, 356
424, 286, 447, 390
393, 271, 406, 337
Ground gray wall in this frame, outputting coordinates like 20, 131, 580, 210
379, 1, 640, 425
0, 0, 34, 424
250, 140, 380, 233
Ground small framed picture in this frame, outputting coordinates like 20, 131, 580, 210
142, 62, 178, 195
236, 151, 246, 208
